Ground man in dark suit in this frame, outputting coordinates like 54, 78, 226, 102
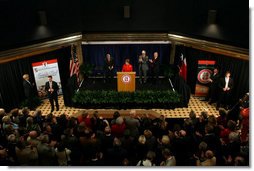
149, 52, 160, 84
207, 66, 220, 104
66, 74, 78, 106
45, 75, 59, 112
23, 74, 35, 99
217, 71, 233, 110
104, 53, 114, 83
76, 72, 87, 92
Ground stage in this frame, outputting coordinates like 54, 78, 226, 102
30, 95, 219, 119
27, 76, 219, 119
79, 76, 173, 91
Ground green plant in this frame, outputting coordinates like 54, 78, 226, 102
163, 64, 176, 78
72, 90, 181, 109
79, 63, 94, 77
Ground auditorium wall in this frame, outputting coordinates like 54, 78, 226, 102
0, 0, 248, 51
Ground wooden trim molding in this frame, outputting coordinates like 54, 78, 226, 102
0, 32, 248, 64
0, 33, 82, 64
82, 33, 169, 42
83, 33, 248, 61
168, 34, 249, 61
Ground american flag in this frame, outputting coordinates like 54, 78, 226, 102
69, 44, 79, 77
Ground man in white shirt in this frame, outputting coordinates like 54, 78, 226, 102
217, 71, 233, 110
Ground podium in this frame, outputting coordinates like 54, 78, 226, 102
117, 72, 136, 92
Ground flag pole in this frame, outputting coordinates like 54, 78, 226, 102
168, 78, 175, 92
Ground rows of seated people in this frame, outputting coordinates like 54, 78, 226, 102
0, 107, 249, 166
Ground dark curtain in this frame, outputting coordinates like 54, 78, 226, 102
174, 45, 249, 103
0, 47, 71, 111
82, 44, 171, 75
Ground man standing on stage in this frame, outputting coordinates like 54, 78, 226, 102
217, 71, 233, 110
22, 74, 36, 102
45, 75, 59, 112
149, 52, 160, 84
138, 50, 149, 84
207, 66, 220, 104
76, 72, 86, 92
23, 74, 36, 108
104, 53, 114, 83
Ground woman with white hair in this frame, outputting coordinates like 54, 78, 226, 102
136, 150, 156, 166
26, 116, 41, 134
195, 150, 216, 166
2, 116, 19, 134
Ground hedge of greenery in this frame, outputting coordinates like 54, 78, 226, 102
72, 90, 181, 109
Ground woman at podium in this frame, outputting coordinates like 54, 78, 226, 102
122, 59, 133, 72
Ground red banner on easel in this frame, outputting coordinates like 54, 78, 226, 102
195, 60, 216, 97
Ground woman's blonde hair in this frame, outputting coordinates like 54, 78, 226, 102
138, 135, 146, 144
161, 135, 170, 145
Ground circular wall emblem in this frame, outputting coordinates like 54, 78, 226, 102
197, 69, 212, 84
121, 74, 131, 83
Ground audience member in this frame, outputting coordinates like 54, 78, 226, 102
55, 142, 71, 166
124, 110, 140, 138
160, 148, 176, 166
136, 150, 156, 166
195, 150, 216, 166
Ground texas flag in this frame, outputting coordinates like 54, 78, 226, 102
179, 53, 187, 81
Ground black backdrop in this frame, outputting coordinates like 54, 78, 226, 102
0, 47, 70, 111
174, 45, 249, 104
82, 44, 171, 76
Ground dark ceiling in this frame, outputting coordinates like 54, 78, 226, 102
0, 0, 249, 51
